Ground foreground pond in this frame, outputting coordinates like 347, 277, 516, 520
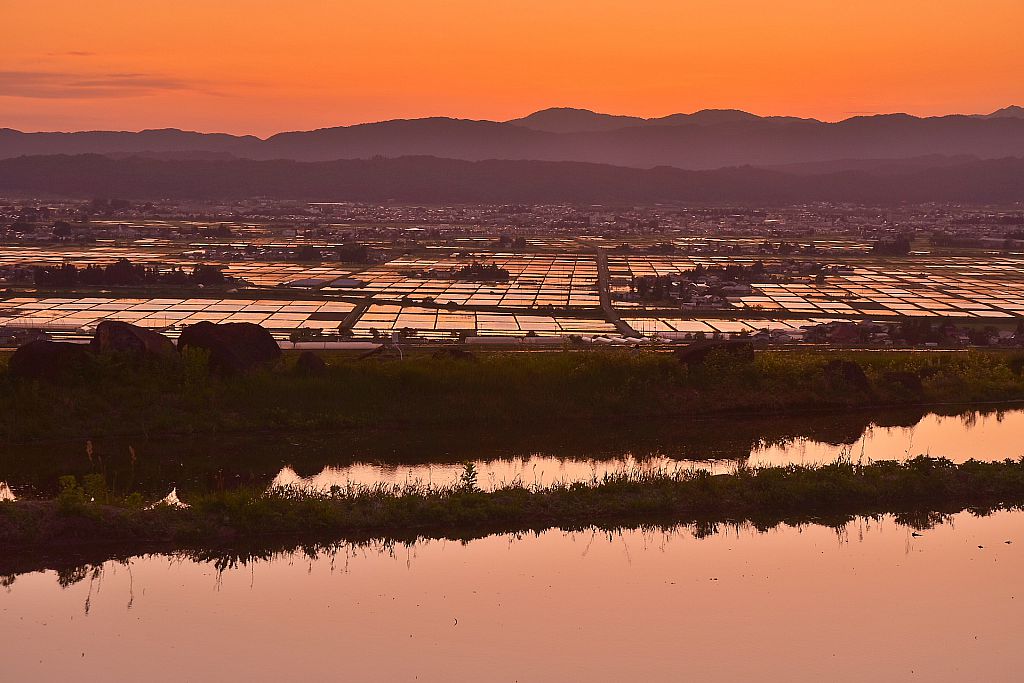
2, 509, 1020, 682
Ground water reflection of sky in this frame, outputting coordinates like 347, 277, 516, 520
268, 410, 1024, 493
751, 409, 1024, 465
2, 510, 1021, 681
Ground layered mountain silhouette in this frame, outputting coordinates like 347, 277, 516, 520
1, 153, 1022, 203
2, 107, 1024, 170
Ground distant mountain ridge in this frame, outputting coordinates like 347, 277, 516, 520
1, 153, 1022, 204
977, 105, 1024, 120
2, 106, 1024, 170
506, 107, 786, 133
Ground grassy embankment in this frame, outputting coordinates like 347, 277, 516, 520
2, 456, 1023, 556
4, 347, 1024, 563
1, 348, 1024, 442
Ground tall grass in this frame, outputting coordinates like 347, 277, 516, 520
4, 456, 1024, 555
1, 349, 1024, 442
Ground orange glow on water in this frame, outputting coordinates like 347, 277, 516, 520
2, 0, 1023, 134
3, 512, 1023, 680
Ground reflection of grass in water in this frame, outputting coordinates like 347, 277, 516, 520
4, 455, 1024, 571
5, 499, 1014, 595
2, 349, 1024, 442
6, 401, 1017, 500
26, 509, 943, 589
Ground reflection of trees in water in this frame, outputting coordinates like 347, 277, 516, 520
893, 510, 952, 530
0, 404, 1016, 498
56, 563, 100, 614
48, 560, 136, 614
11, 507, 982, 603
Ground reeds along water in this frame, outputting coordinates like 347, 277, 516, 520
5, 455, 1024, 557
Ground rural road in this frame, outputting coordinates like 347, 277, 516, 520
594, 247, 639, 338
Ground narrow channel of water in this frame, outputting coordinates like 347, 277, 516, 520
2, 509, 1020, 682
2, 406, 1023, 501
268, 409, 1024, 493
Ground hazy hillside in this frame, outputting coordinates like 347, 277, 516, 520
2, 107, 1024, 169
1, 153, 1022, 203
0, 128, 257, 159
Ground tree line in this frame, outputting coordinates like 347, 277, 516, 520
33, 259, 230, 287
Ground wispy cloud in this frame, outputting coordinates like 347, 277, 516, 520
0, 70, 216, 99
48, 51, 97, 58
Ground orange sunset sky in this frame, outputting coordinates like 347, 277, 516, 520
3, 0, 1022, 136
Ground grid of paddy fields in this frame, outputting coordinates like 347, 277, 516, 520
0, 247, 601, 302
3, 248, 1024, 341
611, 255, 1024, 319
0, 298, 614, 339
323, 255, 602, 308
0, 245, 355, 287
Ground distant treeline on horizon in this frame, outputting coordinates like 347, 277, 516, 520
0, 153, 1022, 204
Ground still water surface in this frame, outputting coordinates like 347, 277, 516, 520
3, 407, 1024, 501
2, 510, 1020, 681
271, 409, 1024, 493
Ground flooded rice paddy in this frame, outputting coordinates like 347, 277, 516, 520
8, 250, 1024, 343
2, 509, 1020, 681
